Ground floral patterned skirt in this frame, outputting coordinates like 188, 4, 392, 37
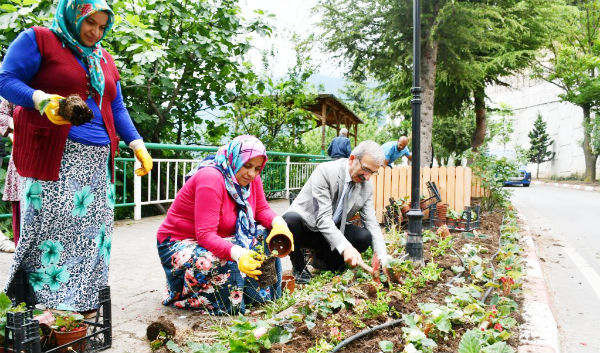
157, 236, 282, 315
4, 140, 114, 311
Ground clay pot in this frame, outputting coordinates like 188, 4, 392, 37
400, 204, 411, 215
257, 257, 278, 288
54, 324, 88, 353
281, 275, 296, 293
436, 204, 448, 221
267, 224, 294, 258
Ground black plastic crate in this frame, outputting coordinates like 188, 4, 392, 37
3, 286, 112, 353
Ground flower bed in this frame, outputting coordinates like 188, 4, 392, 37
157, 206, 524, 353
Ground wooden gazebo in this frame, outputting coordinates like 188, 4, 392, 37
306, 94, 363, 153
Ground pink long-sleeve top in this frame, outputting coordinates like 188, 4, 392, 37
157, 166, 277, 261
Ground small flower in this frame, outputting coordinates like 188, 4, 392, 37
45, 264, 70, 291
39, 240, 63, 266
330, 327, 342, 341
229, 290, 243, 304
72, 186, 95, 217
29, 268, 50, 291
254, 327, 268, 339
171, 248, 192, 269
258, 288, 270, 298
494, 323, 503, 331
197, 296, 210, 306
505, 266, 512, 270
25, 181, 43, 210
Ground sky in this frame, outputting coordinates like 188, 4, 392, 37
239, 0, 348, 95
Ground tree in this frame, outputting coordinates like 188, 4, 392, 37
488, 103, 515, 150
223, 44, 318, 153
432, 104, 475, 166
0, 0, 272, 145
527, 113, 555, 178
316, 0, 561, 166
532, 1, 600, 181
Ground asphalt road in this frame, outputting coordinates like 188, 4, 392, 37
511, 184, 600, 353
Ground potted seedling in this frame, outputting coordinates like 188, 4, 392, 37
253, 244, 279, 289
51, 311, 87, 353
0, 292, 29, 353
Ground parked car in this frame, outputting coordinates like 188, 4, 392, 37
503, 168, 531, 187
488, 150, 532, 187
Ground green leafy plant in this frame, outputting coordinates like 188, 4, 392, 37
51, 311, 85, 332
0, 292, 27, 344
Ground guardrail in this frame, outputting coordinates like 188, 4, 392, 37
0, 142, 327, 223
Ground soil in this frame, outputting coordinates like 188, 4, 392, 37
146, 316, 176, 341
58, 95, 93, 126
266, 206, 523, 353
257, 257, 278, 288
165, 205, 522, 353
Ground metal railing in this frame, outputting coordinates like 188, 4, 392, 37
0, 142, 327, 221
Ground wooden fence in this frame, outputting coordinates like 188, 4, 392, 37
371, 166, 486, 223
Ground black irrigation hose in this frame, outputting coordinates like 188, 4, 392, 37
330, 318, 404, 353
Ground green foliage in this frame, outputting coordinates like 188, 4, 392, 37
433, 105, 476, 165
488, 103, 515, 151
52, 311, 85, 332
223, 43, 318, 153
527, 113, 555, 178
468, 151, 517, 211
531, 1, 600, 181
0, 0, 54, 54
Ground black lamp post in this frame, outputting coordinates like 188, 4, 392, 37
406, 0, 424, 263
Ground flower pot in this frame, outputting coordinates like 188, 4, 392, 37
436, 204, 448, 221
257, 257, 278, 288
53, 324, 88, 353
400, 205, 411, 215
267, 224, 294, 258
281, 275, 296, 293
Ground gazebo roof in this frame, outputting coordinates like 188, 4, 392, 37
306, 94, 364, 127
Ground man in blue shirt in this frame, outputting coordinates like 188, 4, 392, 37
381, 136, 412, 166
327, 128, 352, 159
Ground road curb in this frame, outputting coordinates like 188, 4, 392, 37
516, 211, 561, 353
532, 180, 600, 192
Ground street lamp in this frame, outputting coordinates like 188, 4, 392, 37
406, 0, 424, 263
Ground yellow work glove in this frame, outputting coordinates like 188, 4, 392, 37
231, 245, 263, 280
266, 216, 294, 257
32, 90, 69, 125
129, 139, 153, 176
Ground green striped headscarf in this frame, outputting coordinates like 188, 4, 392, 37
50, 0, 115, 106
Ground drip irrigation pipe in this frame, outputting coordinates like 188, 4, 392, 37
330, 318, 404, 353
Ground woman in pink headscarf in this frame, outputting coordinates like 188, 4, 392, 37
156, 135, 291, 315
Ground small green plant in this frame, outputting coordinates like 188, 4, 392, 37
0, 292, 27, 345
52, 311, 85, 332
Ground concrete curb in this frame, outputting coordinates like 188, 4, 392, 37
517, 211, 561, 353
532, 180, 600, 192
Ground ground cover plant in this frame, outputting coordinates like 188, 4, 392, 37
152, 202, 524, 353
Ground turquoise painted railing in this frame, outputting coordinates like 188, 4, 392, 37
0, 143, 327, 222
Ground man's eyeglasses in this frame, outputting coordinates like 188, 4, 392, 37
358, 157, 379, 176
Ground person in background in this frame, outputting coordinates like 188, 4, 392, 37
327, 128, 351, 159
156, 135, 293, 315
0, 100, 20, 250
381, 136, 412, 167
0, 0, 152, 311
284, 140, 389, 284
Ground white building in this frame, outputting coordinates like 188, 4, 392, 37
486, 75, 599, 179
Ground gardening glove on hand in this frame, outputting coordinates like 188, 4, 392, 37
32, 90, 69, 125
231, 245, 262, 280
129, 139, 153, 176
266, 216, 294, 255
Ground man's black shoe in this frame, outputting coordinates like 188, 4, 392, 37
293, 268, 312, 285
